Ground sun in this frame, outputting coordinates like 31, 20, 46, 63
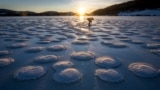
78, 7, 86, 16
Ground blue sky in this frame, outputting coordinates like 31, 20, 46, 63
0, 0, 131, 12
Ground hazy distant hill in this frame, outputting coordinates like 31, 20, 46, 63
0, 9, 75, 16
92, 0, 160, 16
0, 9, 37, 16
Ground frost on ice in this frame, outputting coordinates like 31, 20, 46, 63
71, 51, 95, 61
101, 41, 127, 48
47, 45, 67, 51
14, 66, 46, 80
0, 50, 11, 56
71, 40, 90, 45
53, 61, 73, 71
128, 63, 158, 78
34, 55, 58, 63
143, 43, 160, 49
109, 42, 127, 48
150, 49, 160, 56
95, 56, 121, 68
25, 47, 45, 53
7, 43, 28, 49
53, 68, 82, 84
0, 58, 14, 67
130, 39, 144, 44
95, 69, 124, 83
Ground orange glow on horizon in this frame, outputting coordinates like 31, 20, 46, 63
77, 6, 86, 16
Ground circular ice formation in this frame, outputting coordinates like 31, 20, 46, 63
152, 38, 160, 41
14, 66, 46, 80
51, 39, 61, 42
66, 34, 76, 38
101, 41, 112, 45
7, 43, 28, 49
37, 41, 51, 44
143, 44, 160, 49
77, 37, 89, 40
128, 63, 158, 78
34, 55, 58, 63
101, 41, 127, 48
25, 47, 45, 53
71, 51, 95, 61
95, 56, 120, 68
0, 58, 14, 67
116, 35, 128, 39
150, 49, 160, 56
53, 68, 82, 83
110, 42, 127, 48
88, 38, 98, 41
120, 39, 131, 42
0, 50, 11, 56
47, 45, 66, 51
130, 40, 144, 44
101, 37, 113, 40
95, 69, 124, 83
53, 61, 73, 71
71, 40, 89, 45
56, 36, 67, 40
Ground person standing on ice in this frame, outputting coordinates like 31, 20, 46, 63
87, 17, 94, 28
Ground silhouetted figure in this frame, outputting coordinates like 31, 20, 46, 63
87, 17, 94, 28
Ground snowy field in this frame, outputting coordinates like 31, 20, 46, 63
0, 16, 160, 90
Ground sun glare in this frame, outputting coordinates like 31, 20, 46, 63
77, 6, 86, 22
78, 7, 86, 16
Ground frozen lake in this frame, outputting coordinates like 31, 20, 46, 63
0, 16, 160, 90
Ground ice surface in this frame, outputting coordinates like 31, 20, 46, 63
0, 50, 11, 56
71, 51, 95, 61
128, 63, 158, 78
101, 37, 113, 40
95, 69, 124, 83
109, 42, 127, 48
53, 68, 82, 83
71, 40, 90, 45
25, 47, 45, 53
37, 40, 51, 44
51, 38, 61, 42
0, 58, 14, 67
130, 39, 144, 44
53, 61, 73, 71
34, 55, 58, 63
7, 43, 28, 49
101, 41, 112, 45
101, 41, 127, 48
0, 16, 160, 90
88, 37, 98, 41
120, 38, 131, 42
47, 45, 67, 51
143, 44, 160, 49
14, 39, 28, 42
14, 66, 46, 80
95, 56, 121, 68
150, 49, 160, 56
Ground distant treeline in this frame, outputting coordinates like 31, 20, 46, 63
0, 9, 75, 16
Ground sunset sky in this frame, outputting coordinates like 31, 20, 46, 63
0, 0, 131, 13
